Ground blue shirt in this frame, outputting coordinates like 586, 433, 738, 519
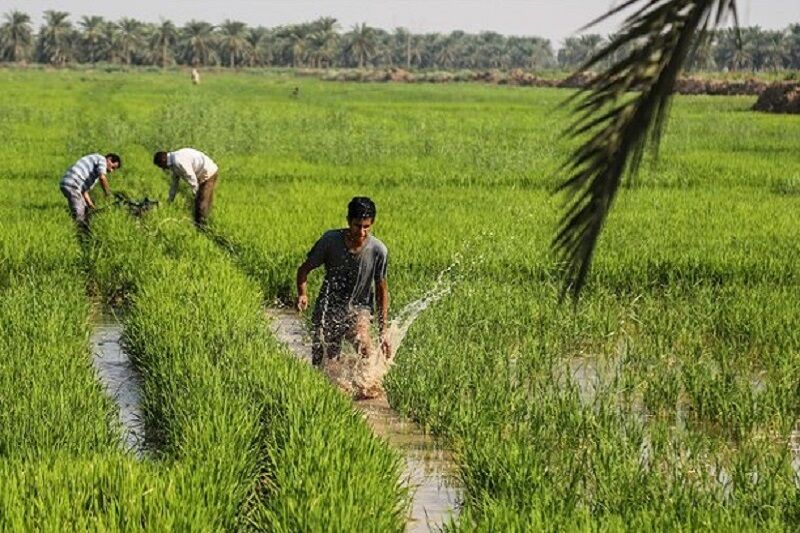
60, 154, 107, 192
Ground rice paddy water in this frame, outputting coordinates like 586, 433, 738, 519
90, 309, 145, 456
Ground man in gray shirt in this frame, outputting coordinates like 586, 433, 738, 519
59, 153, 121, 228
296, 197, 391, 367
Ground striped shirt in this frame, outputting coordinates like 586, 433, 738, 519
167, 148, 219, 201
60, 154, 107, 192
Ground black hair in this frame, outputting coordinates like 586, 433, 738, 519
106, 153, 121, 168
153, 151, 169, 168
347, 196, 376, 220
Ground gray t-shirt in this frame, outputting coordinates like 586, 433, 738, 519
306, 229, 388, 314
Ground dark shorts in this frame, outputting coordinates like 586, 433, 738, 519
311, 307, 373, 366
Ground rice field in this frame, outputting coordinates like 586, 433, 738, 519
1, 68, 800, 530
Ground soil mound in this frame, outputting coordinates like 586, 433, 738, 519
752, 83, 800, 114
675, 76, 768, 96
388, 67, 415, 82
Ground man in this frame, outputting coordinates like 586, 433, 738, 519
153, 148, 219, 227
296, 197, 391, 367
59, 153, 121, 227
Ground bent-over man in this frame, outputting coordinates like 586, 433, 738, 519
59, 153, 121, 228
296, 197, 391, 367
153, 148, 219, 227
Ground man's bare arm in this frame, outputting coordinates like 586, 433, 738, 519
82, 191, 95, 209
296, 260, 315, 312
99, 174, 110, 196
167, 174, 180, 203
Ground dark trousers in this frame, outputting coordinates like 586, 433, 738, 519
311, 308, 374, 367
194, 173, 218, 226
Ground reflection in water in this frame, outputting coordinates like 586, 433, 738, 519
266, 307, 461, 531
91, 311, 145, 456
356, 398, 461, 533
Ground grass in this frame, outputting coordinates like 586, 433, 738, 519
0, 68, 799, 529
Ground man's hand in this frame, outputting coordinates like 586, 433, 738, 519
296, 294, 308, 312
380, 334, 392, 360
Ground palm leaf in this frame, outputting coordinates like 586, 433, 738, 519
554, 0, 739, 299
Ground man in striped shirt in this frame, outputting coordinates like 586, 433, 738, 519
59, 153, 122, 227
153, 148, 219, 227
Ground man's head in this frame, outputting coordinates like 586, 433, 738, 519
153, 151, 169, 169
346, 196, 376, 247
105, 153, 121, 173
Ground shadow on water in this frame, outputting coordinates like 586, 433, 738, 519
266, 306, 462, 532
91, 309, 145, 457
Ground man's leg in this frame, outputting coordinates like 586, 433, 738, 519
61, 186, 88, 231
344, 310, 376, 360
311, 309, 347, 367
194, 173, 218, 227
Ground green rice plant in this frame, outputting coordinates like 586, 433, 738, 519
1, 68, 799, 529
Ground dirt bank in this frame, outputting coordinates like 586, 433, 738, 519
752, 83, 800, 114
313, 67, 795, 99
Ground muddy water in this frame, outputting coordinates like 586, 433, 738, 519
91, 311, 145, 455
266, 307, 461, 531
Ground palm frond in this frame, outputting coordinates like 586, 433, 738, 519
554, 0, 738, 299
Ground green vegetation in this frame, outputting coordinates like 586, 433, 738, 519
1, 69, 799, 529
0, 70, 405, 530
2, 7, 800, 72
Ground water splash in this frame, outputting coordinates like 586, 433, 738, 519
274, 258, 459, 400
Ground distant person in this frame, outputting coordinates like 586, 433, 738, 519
191, 68, 201, 85
296, 197, 391, 367
59, 153, 121, 228
291, 86, 299, 98
153, 148, 219, 227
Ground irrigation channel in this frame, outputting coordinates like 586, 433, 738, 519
91, 309, 145, 456
89, 296, 462, 530
265, 262, 463, 530
266, 302, 462, 532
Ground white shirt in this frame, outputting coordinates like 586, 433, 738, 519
167, 148, 218, 201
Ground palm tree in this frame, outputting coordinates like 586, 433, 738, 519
529, 39, 555, 70
348, 23, 376, 68
308, 17, 338, 68
555, 0, 739, 297
558, 34, 606, 68
435, 35, 461, 69
148, 20, 178, 67
0, 10, 33, 63
181, 20, 217, 66
787, 24, 800, 69
37, 10, 73, 66
392, 27, 411, 68
101, 21, 120, 63
408, 36, 425, 68
756, 30, 786, 71
218, 19, 251, 68
116, 18, 144, 65
246, 26, 270, 66
78, 16, 105, 63
280, 26, 309, 68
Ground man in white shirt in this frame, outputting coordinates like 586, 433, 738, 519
153, 148, 219, 227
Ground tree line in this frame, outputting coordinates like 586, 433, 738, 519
1, 10, 799, 71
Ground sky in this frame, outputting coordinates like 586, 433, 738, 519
3, 1, 799, 48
